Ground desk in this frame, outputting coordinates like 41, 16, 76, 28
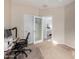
4, 37, 19, 52
4, 37, 20, 59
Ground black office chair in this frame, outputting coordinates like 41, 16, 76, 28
11, 32, 32, 59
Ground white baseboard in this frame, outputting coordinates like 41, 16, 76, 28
64, 43, 75, 49
34, 40, 43, 44
57, 43, 75, 50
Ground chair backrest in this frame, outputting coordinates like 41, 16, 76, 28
12, 32, 30, 51
25, 32, 30, 44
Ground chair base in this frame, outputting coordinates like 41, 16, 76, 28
14, 49, 32, 59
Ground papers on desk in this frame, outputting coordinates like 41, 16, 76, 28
4, 36, 14, 51
4, 36, 20, 52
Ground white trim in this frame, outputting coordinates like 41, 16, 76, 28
41, 17, 44, 42
34, 16, 35, 43
64, 43, 75, 49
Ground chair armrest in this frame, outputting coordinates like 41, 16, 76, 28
16, 39, 26, 45
12, 37, 20, 43
18, 39, 25, 42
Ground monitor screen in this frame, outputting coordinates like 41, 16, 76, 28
4, 29, 12, 38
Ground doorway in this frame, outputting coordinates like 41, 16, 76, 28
34, 16, 53, 43
42, 16, 53, 41
24, 15, 53, 44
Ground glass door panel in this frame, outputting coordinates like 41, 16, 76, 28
34, 17, 42, 43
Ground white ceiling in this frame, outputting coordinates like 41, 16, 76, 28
12, 0, 74, 9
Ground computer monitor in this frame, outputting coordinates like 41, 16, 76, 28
4, 29, 12, 38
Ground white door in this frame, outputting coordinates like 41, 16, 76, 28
24, 15, 43, 44
34, 16, 43, 44
24, 15, 34, 44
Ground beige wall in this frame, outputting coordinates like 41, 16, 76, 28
64, 1, 75, 48
11, 4, 39, 38
4, 0, 75, 47
39, 7, 65, 44
11, 3, 65, 43
4, 0, 11, 28
39, 2, 75, 48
